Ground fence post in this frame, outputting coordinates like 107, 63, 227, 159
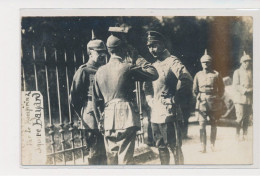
65, 51, 76, 165
32, 45, 38, 91
44, 47, 56, 165
54, 49, 66, 165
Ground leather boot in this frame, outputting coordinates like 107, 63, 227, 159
210, 126, 217, 151
200, 129, 206, 153
158, 148, 170, 165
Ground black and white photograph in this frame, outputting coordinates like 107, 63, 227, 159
21, 13, 253, 166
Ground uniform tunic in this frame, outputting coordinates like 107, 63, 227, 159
147, 50, 193, 124
93, 55, 158, 164
193, 69, 225, 122
233, 66, 253, 134
70, 62, 98, 129
70, 61, 107, 165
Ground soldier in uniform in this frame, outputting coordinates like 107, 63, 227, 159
70, 32, 107, 165
193, 50, 225, 153
233, 51, 253, 141
108, 24, 155, 145
145, 31, 193, 164
93, 35, 158, 165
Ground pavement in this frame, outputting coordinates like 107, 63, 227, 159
133, 117, 253, 165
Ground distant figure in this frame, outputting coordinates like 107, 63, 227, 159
70, 31, 108, 165
145, 31, 193, 164
233, 51, 253, 141
193, 50, 225, 153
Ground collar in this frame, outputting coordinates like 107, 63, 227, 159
110, 55, 124, 62
203, 69, 214, 74
158, 49, 171, 61
86, 60, 98, 68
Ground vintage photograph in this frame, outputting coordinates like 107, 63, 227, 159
21, 15, 253, 166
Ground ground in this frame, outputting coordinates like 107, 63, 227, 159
134, 123, 253, 165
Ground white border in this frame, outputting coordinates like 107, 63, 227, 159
1, 0, 260, 176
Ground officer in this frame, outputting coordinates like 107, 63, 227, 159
145, 31, 193, 164
70, 31, 107, 165
233, 51, 253, 141
108, 24, 156, 146
93, 35, 158, 165
193, 50, 225, 153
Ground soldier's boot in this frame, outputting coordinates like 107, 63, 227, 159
236, 122, 242, 142
210, 126, 217, 152
200, 129, 206, 153
172, 147, 184, 165
242, 121, 249, 141
242, 130, 248, 141
158, 148, 170, 165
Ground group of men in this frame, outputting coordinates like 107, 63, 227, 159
69, 25, 253, 165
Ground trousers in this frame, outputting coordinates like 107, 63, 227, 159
85, 129, 107, 165
196, 110, 218, 146
151, 116, 183, 165
104, 127, 137, 165
235, 104, 252, 135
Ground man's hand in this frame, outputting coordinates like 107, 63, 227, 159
146, 95, 154, 108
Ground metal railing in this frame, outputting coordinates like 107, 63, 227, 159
22, 44, 88, 165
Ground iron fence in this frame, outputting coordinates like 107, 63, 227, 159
22, 44, 89, 165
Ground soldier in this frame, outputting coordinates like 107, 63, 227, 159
145, 31, 193, 164
70, 32, 107, 165
233, 51, 253, 141
193, 50, 225, 153
108, 24, 155, 146
93, 35, 158, 165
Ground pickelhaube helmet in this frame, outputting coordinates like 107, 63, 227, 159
106, 35, 122, 48
200, 49, 212, 63
240, 51, 252, 63
87, 30, 106, 54
146, 31, 166, 45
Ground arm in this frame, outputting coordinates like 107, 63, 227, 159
131, 57, 159, 82
170, 59, 193, 104
233, 70, 247, 95
92, 74, 104, 125
193, 73, 199, 97
69, 68, 89, 116
217, 72, 225, 98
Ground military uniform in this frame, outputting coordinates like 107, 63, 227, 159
233, 52, 253, 139
145, 31, 193, 165
193, 50, 225, 152
93, 35, 158, 165
70, 38, 107, 165
108, 25, 155, 146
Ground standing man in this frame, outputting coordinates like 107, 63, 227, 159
193, 50, 225, 153
108, 24, 155, 145
93, 35, 158, 165
70, 32, 107, 165
233, 51, 253, 141
145, 31, 193, 164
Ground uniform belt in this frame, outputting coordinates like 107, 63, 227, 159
105, 98, 128, 107
199, 92, 217, 95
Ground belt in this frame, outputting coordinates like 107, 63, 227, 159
199, 92, 217, 95
105, 98, 128, 107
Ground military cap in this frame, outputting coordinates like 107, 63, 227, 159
106, 35, 122, 48
87, 30, 106, 52
146, 31, 165, 45
200, 49, 212, 63
240, 51, 252, 63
